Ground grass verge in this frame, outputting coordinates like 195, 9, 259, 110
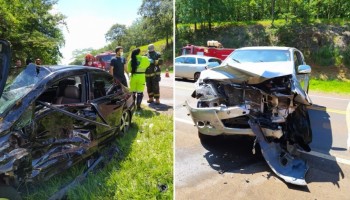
309, 79, 350, 95
21, 109, 173, 200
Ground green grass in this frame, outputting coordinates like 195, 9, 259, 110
21, 110, 173, 200
309, 79, 350, 94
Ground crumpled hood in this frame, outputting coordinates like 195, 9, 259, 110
199, 60, 294, 84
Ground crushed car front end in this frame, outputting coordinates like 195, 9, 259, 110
186, 47, 313, 185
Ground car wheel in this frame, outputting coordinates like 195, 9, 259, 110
120, 110, 131, 136
194, 72, 200, 81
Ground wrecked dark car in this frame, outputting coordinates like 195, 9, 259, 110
0, 40, 134, 189
186, 46, 313, 185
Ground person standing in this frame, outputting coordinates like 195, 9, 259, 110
145, 44, 162, 104
35, 58, 42, 66
84, 54, 97, 67
110, 46, 128, 87
128, 48, 150, 110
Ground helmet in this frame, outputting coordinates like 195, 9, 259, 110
85, 54, 94, 61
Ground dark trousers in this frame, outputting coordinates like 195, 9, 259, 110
146, 76, 160, 99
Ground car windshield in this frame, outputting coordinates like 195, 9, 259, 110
0, 64, 49, 116
228, 49, 291, 63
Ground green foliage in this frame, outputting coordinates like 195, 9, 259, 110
139, 0, 173, 47
67, 111, 173, 199
105, 24, 127, 44
310, 46, 337, 66
176, 0, 350, 29
0, 0, 66, 65
342, 45, 350, 66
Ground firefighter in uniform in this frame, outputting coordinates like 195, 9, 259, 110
128, 48, 150, 110
145, 44, 162, 104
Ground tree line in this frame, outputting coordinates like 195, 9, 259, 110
0, 0, 173, 66
176, 0, 350, 30
0, 0, 66, 65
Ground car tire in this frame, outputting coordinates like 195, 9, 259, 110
119, 110, 131, 136
194, 72, 200, 82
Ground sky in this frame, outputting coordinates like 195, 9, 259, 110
56, 0, 143, 65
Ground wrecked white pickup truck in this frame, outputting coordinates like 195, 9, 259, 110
186, 46, 313, 185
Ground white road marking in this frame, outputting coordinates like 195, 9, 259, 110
308, 94, 350, 101
302, 151, 350, 166
175, 117, 350, 166
347, 101, 350, 151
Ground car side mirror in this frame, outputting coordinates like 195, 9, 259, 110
297, 65, 311, 74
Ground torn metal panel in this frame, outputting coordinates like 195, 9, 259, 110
249, 120, 308, 186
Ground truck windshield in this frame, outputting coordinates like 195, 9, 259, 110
229, 49, 291, 63
0, 64, 49, 116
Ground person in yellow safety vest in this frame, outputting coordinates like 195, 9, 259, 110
128, 48, 151, 110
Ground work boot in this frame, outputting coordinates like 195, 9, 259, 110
136, 92, 144, 110
147, 97, 154, 103
155, 98, 160, 105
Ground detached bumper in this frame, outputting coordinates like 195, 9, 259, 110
185, 101, 254, 136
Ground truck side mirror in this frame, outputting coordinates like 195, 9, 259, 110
297, 65, 311, 74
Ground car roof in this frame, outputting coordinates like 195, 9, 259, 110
176, 55, 220, 59
237, 46, 293, 51
41, 65, 104, 73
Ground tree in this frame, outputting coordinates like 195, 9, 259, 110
0, 0, 66, 64
138, 0, 173, 47
105, 23, 127, 45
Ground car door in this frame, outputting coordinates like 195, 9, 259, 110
293, 50, 310, 92
175, 56, 186, 78
182, 56, 197, 79
0, 39, 11, 99
31, 74, 106, 180
88, 71, 125, 137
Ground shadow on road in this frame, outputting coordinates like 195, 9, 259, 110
307, 105, 345, 187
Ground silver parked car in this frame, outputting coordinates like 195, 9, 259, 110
186, 46, 312, 186
175, 55, 221, 81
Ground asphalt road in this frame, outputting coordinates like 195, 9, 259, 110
175, 79, 350, 199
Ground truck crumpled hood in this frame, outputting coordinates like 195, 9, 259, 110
199, 60, 294, 84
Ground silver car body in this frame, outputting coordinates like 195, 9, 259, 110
186, 46, 313, 185
175, 55, 221, 80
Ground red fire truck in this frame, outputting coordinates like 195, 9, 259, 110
181, 40, 235, 61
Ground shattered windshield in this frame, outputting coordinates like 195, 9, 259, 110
0, 64, 49, 116
228, 49, 291, 63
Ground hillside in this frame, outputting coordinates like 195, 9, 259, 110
176, 20, 350, 80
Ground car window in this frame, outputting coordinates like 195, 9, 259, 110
293, 51, 303, 70
197, 58, 206, 64
175, 57, 185, 63
208, 58, 222, 64
90, 72, 116, 100
37, 75, 85, 104
184, 57, 196, 64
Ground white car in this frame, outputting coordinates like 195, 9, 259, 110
175, 55, 221, 81
186, 46, 312, 186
